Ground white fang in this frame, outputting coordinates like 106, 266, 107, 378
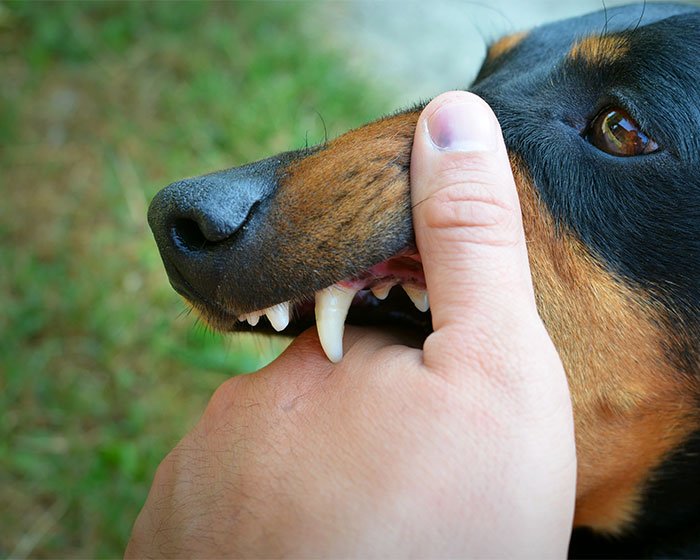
314, 285, 357, 363
402, 285, 429, 312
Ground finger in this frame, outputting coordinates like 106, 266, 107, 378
410, 91, 538, 346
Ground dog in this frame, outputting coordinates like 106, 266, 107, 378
147, 3, 700, 557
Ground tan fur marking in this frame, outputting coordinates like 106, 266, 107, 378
569, 35, 630, 65
262, 111, 420, 293
488, 32, 528, 60
513, 160, 699, 533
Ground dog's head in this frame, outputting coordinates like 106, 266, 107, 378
148, 3, 700, 553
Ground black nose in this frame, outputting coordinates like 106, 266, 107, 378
149, 159, 278, 250
148, 152, 296, 299
153, 173, 258, 254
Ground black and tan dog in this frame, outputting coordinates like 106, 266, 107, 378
148, 3, 700, 557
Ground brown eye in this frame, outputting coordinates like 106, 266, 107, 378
586, 108, 659, 156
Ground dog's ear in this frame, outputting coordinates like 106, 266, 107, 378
486, 31, 528, 61
472, 31, 529, 84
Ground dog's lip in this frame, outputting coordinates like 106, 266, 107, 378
230, 246, 425, 316
161, 257, 198, 301
225, 248, 432, 361
161, 256, 232, 318
233, 247, 426, 322
167, 246, 433, 360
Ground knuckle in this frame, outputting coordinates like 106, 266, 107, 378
201, 375, 253, 428
150, 459, 170, 491
209, 375, 246, 410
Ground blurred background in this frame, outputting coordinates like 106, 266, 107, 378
0, 0, 673, 557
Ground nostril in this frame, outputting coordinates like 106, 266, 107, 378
150, 159, 284, 256
172, 218, 211, 252
169, 199, 262, 252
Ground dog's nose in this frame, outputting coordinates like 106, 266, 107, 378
147, 153, 293, 298
152, 173, 259, 251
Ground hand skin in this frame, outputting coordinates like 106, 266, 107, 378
126, 92, 576, 559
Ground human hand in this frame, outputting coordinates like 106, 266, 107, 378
126, 91, 576, 559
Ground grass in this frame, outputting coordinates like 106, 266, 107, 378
0, 1, 392, 557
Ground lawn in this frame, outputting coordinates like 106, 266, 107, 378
0, 2, 392, 557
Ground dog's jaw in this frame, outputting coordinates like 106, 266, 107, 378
232, 251, 427, 362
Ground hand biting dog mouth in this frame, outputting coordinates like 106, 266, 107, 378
178, 248, 432, 363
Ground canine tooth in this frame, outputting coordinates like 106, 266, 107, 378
370, 284, 393, 300
315, 285, 357, 363
402, 285, 430, 312
264, 302, 290, 331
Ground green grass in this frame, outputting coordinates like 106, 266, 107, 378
0, 1, 392, 557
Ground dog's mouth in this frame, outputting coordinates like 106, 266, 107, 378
192, 248, 431, 363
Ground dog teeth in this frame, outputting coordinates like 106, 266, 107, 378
314, 285, 357, 363
237, 283, 429, 363
370, 283, 393, 300
264, 302, 290, 332
238, 312, 262, 326
244, 312, 261, 326
402, 285, 430, 312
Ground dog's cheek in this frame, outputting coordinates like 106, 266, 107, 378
264, 111, 421, 289
512, 160, 700, 535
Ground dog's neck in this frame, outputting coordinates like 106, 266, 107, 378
570, 428, 700, 558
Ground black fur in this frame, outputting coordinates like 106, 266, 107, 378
474, 4, 700, 325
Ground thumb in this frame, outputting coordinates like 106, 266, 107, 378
411, 91, 537, 341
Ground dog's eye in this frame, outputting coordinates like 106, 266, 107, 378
585, 108, 659, 156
